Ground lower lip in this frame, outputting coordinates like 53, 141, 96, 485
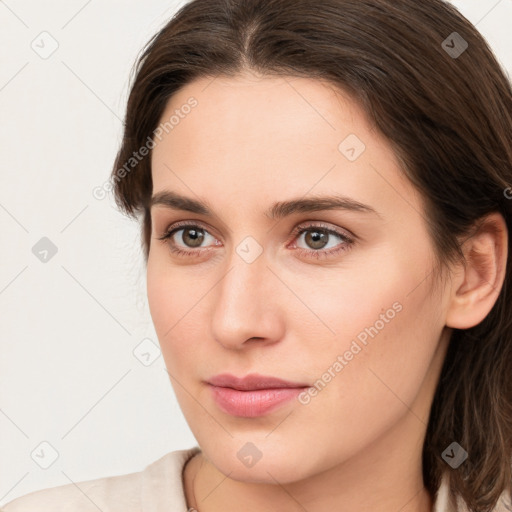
208, 385, 306, 417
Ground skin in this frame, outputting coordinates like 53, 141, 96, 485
146, 71, 508, 512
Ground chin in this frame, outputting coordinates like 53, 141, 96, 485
198, 437, 319, 484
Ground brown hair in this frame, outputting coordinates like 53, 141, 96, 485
111, 0, 512, 509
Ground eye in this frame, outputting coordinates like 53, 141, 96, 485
157, 221, 354, 259
290, 223, 354, 259
157, 221, 221, 258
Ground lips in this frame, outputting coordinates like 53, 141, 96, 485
206, 373, 310, 391
206, 373, 311, 417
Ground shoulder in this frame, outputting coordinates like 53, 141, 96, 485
1, 471, 141, 512
1, 447, 200, 512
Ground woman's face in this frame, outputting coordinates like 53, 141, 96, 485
147, 72, 452, 484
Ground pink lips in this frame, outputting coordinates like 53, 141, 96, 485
206, 373, 310, 417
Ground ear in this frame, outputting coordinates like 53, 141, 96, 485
445, 212, 508, 329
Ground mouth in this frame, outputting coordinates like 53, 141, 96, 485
206, 373, 310, 417
206, 373, 310, 391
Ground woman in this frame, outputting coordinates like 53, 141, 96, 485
3, 0, 512, 510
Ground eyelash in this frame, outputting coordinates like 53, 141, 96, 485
156, 221, 354, 260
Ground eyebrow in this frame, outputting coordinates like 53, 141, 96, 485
150, 190, 382, 220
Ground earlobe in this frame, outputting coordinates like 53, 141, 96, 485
445, 212, 508, 330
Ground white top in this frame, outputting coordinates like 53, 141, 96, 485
1, 446, 511, 511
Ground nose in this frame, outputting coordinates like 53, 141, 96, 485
210, 252, 285, 351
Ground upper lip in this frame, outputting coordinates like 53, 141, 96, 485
207, 373, 310, 391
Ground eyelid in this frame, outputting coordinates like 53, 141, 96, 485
159, 219, 217, 236
160, 219, 354, 240
288, 221, 355, 242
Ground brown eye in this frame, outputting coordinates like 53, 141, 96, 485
157, 222, 219, 257
179, 227, 205, 248
303, 229, 329, 250
292, 224, 354, 260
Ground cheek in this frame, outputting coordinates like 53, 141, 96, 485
146, 257, 171, 331
338, 300, 437, 424
146, 250, 195, 330
146, 259, 209, 373
286, 298, 440, 477
299, 243, 442, 398
292, 256, 415, 355
147, 260, 183, 351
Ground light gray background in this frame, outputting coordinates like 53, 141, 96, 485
1, 0, 511, 506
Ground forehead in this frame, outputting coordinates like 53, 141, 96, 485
149, 73, 420, 223
152, 73, 370, 162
